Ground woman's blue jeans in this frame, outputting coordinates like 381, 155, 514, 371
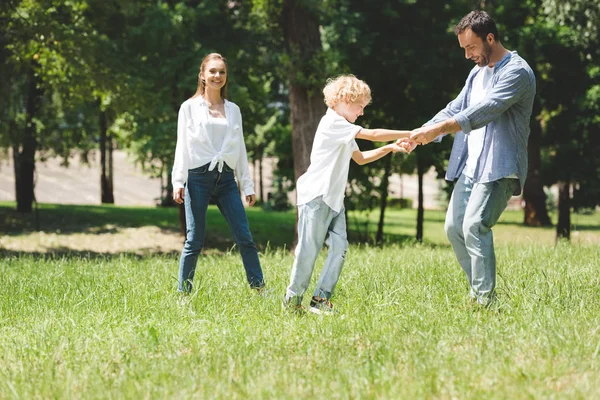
178, 164, 264, 293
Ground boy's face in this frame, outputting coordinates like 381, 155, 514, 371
338, 98, 369, 123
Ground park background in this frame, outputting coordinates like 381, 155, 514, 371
1, 0, 599, 398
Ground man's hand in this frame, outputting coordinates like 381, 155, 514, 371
173, 188, 185, 204
410, 118, 460, 145
246, 194, 256, 207
396, 138, 418, 153
410, 127, 440, 145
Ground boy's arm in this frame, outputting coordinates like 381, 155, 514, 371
352, 143, 406, 166
355, 128, 411, 142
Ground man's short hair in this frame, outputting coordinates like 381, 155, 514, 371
454, 10, 499, 41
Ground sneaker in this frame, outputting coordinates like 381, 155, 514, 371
309, 296, 335, 315
252, 285, 266, 295
282, 296, 305, 314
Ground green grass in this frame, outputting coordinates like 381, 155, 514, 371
1, 202, 600, 398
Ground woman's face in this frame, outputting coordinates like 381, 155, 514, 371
201, 59, 227, 93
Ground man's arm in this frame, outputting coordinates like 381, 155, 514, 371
452, 68, 533, 134
412, 68, 533, 145
410, 118, 461, 145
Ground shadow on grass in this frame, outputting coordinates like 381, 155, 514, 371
0, 248, 181, 260
0, 203, 180, 235
346, 231, 453, 250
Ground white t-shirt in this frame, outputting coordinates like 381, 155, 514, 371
208, 116, 229, 151
464, 65, 494, 179
296, 108, 361, 213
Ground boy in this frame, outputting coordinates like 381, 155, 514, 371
283, 74, 413, 314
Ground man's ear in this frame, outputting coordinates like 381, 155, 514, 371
487, 33, 495, 44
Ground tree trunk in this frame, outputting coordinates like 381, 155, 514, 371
178, 202, 187, 239
523, 80, 551, 227
160, 164, 177, 207
416, 151, 425, 242
99, 106, 115, 204
259, 155, 264, 204
376, 157, 392, 244
282, 0, 325, 246
15, 64, 42, 213
556, 180, 571, 241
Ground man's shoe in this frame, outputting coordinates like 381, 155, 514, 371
309, 296, 335, 315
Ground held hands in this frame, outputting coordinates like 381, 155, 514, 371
385, 142, 409, 153
396, 138, 418, 154
409, 126, 439, 146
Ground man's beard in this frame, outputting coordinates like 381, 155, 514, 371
475, 41, 493, 66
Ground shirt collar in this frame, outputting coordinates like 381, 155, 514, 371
494, 50, 515, 70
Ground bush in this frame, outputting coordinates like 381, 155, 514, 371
263, 191, 291, 212
387, 198, 413, 209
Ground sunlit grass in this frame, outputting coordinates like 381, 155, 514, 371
1, 201, 599, 397
1, 243, 599, 398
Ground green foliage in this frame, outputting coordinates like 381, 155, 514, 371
387, 197, 413, 209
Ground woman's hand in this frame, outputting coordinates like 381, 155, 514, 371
173, 188, 185, 204
246, 194, 256, 207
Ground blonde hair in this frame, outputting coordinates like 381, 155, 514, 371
322, 74, 372, 108
192, 53, 228, 99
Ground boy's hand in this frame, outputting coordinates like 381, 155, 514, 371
396, 138, 418, 154
387, 143, 407, 153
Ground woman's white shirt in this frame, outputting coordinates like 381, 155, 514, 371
171, 97, 255, 196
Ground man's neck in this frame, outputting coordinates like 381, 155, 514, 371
488, 44, 509, 68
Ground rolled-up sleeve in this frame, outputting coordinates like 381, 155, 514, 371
454, 68, 532, 134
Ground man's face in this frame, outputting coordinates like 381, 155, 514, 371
458, 28, 493, 67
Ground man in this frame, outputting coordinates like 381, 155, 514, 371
408, 10, 536, 306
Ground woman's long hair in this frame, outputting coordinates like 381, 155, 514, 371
191, 53, 228, 99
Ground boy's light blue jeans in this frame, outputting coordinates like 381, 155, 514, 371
178, 163, 264, 293
285, 196, 348, 304
445, 173, 519, 305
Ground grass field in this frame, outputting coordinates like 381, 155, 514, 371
1, 202, 599, 398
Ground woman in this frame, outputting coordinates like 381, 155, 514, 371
172, 53, 264, 293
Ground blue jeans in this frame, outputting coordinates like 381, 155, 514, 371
444, 174, 519, 305
178, 163, 264, 292
285, 197, 348, 303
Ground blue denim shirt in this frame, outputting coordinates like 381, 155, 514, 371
428, 51, 536, 195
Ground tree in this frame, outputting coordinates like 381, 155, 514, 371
535, 0, 600, 241
1, 0, 100, 212
280, 0, 327, 183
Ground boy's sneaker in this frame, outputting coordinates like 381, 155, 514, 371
282, 296, 305, 314
309, 296, 335, 315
